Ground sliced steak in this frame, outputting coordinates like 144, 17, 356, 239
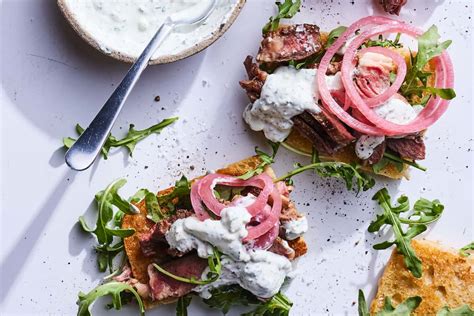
381, 0, 407, 15
139, 210, 193, 258
354, 66, 390, 98
386, 135, 426, 160
269, 237, 295, 260
148, 254, 208, 301
292, 110, 355, 155
366, 141, 386, 165
239, 55, 268, 102
257, 24, 323, 63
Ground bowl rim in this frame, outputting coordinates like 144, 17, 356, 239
57, 0, 246, 65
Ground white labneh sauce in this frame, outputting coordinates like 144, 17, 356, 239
63, 0, 238, 60
243, 66, 343, 142
282, 216, 308, 240
374, 97, 423, 125
165, 195, 294, 299
355, 135, 385, 160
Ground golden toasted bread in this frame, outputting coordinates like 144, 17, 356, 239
122, 156, 307, 309
371, 239, 474, 315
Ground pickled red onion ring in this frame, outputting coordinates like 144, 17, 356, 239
317, 16, 454, 136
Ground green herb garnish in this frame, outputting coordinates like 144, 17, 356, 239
77, 281, 144, 316
176, 295, 192, 316
358, 290, 369, 316
79, 179, 138, 273
262, 0, 301, 34
276, 149, 374, 193
203, 285, 260, 314
358, 290, 422, 316
437, 305, 474, 316
63, 117, 178, 159
363, 33, 402, 49
153, 248, 221, 285
239, 142, 280, 180
400, 25, 455, 105
242, 292, 293, 316
369, 188, 444, 278
157, 175, 192, 212
459, 242, 474, 257
326, 26, 348, 48
373, 152, 427, 174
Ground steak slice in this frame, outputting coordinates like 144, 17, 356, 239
139, 210, 193, 258
292, 110, 355, 155
381, 0, 408, 15
239, 55, 268, 102
148, 254, 208, 301
257, 24, 323, 63
366, 141, 386, 165
386, 135, 426, 160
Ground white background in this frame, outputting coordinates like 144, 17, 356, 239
1, 0, 473, 315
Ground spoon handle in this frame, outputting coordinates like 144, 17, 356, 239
65, 22, 174, 171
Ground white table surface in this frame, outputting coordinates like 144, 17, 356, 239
1, 0, 473, 315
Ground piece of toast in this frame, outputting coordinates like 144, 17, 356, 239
122, 156, 308, 309
370, 239, 474, 315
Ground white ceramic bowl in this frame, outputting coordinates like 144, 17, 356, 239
57, 0, 246, 65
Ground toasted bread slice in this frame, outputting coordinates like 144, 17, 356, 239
122, 156, 307, 309
371, 239, 474, 315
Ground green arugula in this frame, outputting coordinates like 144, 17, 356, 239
358, 290, 369, 316
157, 175, 192, 212
363, 33, 402, 49
262, 0, 301, 34
377, 296, 422, 316
358, 290, 422, 316
369, 188, 444, 278
459, 242, 474, 257
176, 295, 192, 316
326, 26, 348, 48
77, 281, 144, 316
153, 248, 222, 285
373, 152, 427, 174
437, 305, 474, 316
400, 25, 455, 105
275, 149, 374, 193
144, 190, 165, 223
63, 117, 178, 159
242, 292, 293, 316
239, 142, 280, 180
79, 179, 138, 273
203, 285, 260, 314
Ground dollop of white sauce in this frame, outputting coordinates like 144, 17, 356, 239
63, 0, 239, 60
374, 97, 422, 125
282, 216, 308, 240
196, 250, 292, 299
355, 135, 385, 160
166, 195, 295, 299
243, 66, 344, 142
165, 204, 251, 261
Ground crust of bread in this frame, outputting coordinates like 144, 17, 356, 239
122, 156, 307, 309
370, 239, 474, 315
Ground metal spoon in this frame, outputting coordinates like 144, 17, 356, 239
65, 0, 217, 171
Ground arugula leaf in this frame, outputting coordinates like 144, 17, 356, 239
63, 117, 178, 159
77, 281, 144, 316
326, 26, 348, 48
242, 292, 293, 316
145, 191, 164, 223
129, 189, 148, 204
459, 242, 474, 257
203, 285, 260, 314
381, 152, 427, 172
437, 305, 474, 316
79, 179, 137, 272
400, 25, 455, 104
275, 153, 375, 193
358, 290, 369, 316
153, 248, 222, 285
262, 0, 301, 34
363, 33, 402, 49
239, 142, 280, 180
176, 295, 192, 316
376, 296, 422, 316
157, 175, 192, 212
369, 188, 444, 278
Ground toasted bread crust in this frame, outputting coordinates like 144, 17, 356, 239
371, 240, 474, 315
122, 156, 307, 309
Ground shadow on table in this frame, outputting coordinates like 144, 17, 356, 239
0, 169, 77, 303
